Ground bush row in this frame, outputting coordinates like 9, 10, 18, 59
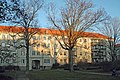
51, 60, 120, 72
0, 65, 20, 72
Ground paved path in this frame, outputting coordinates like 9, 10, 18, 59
79, 71, 111, 76
78, 70, 120, 76
14, 71, 29, 80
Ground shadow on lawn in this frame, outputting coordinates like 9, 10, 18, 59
0, 74, 14, 80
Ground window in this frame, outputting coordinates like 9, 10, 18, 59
44, 43, 46, 48
60, 37, 62, 40
64, 52, 67, 56
13, 53, 16, 57
79, 39, 82, 42
84, 45, 87, 49
38, 36, 40, 40
54, 44, 57, 49
48, 43, 50, 48
47, 51, 50, 55
0, 59, 4, 63
37, 51, 40, 55
64, 59, 67, 63
37, 44, 40, 47
21, 48, 25, 55
84, 52, 87, 56
44, 36, 46, 40
60, 59, 63, 62
32, 36, 36, 40
6, 59, 9, 63
80, 52, 82, 56
7, 35, 11, 39
84, 39, 87, 43
60, 52, 62, 55
55, 52, 57, 55
1, 42, 5, 47
44, 59, 50, 63
48, 36, 51, 40
2, 35, 5, 39
21, 41, 24, 45
32, 51, 36, 55
54, 37, 56, 41
22, 59, 25, 64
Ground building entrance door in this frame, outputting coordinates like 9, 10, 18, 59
32, 60, 40, 69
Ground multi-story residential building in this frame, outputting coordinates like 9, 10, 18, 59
0, 26, 109, 70
115, 44, 120, 60
91, 38, 108, 62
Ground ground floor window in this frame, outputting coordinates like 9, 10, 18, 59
44, 59, 50, 64
21, 59, 25, 64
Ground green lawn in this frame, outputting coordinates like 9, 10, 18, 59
1, 70, 120, 80
28, 70, 119, 80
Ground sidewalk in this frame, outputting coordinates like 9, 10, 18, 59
79, 70, 120, 76
14, 71, 29, 80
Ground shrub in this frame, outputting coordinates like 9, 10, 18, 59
63, 64, 79, 70
0, 66, 5, 73
5, 65, 20, 71
0, 74, 13, 80
51, 63, 60, 69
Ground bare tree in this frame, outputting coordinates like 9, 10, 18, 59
0, 26, 24, 70
0, 0, 7, 23
96, 17, 120, 62
47, 0, 108, 71
0, 41, 17, 65
7, 0, 44, 71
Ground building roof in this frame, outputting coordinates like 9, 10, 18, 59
0, 25, 109, 39
116, 44, 120, 47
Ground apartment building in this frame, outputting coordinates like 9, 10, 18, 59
115, 44, 120, 60
0, 26, 109, 70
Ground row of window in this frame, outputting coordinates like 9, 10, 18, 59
0, 58, 50, 64
1, 34, 13, 39
60, 59, 67, 63
32, 35, 55, 41
21, 59, 50, 64
92, 45, 106, 49
79, 39, 88, 43
1, 34, 89, 43
0, 58, 17, 64
32, 51, 50, 56
59, 52, 67, 56
32, 51, 40, 55
0, 34, 54, 41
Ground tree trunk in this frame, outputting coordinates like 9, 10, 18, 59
68, 48, 73, 72
111, 54, 117, 69
25, 28, 29, 72
26, 41, 29, 71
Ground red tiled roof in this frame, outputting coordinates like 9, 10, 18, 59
0, 25, 108, 39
